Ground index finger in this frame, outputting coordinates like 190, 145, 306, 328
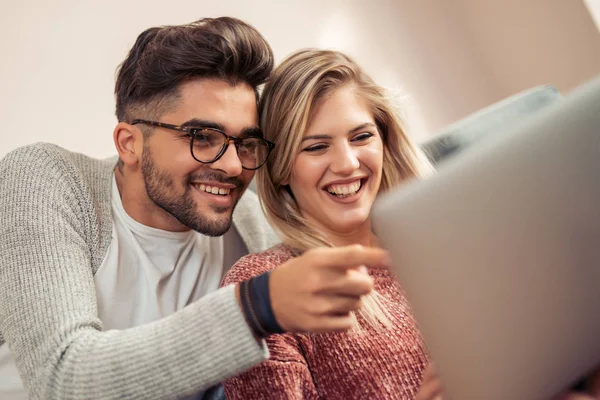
415, 377, 442, 400
422, 363, 437, 381
311, 245, 390, 270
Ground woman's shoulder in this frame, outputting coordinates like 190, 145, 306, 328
221, 244, 296, 286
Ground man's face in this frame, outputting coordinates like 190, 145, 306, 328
141, 79, 258, 236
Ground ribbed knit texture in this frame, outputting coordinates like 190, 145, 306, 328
222, 245, 429, 399
0, 143, 278, 399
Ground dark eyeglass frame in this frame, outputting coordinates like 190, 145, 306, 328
130, 119, 275, 170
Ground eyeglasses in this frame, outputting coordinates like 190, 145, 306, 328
131, 119, 275, 170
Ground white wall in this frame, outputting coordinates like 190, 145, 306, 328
455, 0, 600, 98
1, 0, 600, 159
585, 0, 600, 31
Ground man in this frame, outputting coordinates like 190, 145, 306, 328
0, 17, 388, 399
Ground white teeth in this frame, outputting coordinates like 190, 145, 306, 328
193, 183, 231, 196
327, 180, 362, 197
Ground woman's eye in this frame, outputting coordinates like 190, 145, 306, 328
351, 132, 374, 142
303, 144, 328, 152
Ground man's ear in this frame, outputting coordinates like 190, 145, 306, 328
113, 122, 144, 167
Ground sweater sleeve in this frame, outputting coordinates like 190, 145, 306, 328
221, 251, 319, 399
0, 145, 268, 400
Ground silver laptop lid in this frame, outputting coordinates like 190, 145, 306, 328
373, 76, 600, 400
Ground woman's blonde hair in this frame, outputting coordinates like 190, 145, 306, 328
257, 49, 433, 328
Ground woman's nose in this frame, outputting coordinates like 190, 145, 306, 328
329, 144, 360, 175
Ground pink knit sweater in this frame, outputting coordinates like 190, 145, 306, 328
221, 245, 428, 399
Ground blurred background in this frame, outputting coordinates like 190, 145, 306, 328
1, 0, 599, 159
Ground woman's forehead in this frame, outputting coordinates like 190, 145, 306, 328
305, 89, 374, 137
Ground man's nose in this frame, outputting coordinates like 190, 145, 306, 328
209, 144, 243, 177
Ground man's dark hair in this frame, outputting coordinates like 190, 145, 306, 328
115, 17, 274, 122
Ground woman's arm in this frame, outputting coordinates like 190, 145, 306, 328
222, 252, 319, 399
223, 333, 318, 400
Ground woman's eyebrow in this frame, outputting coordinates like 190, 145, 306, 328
301, 122, 376, 142
301, 134, 332, 142
348, 122, 377, 134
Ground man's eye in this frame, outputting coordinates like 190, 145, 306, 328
192, 129, 222, 147
241, 142, 257, 149
196, 134, 211, 142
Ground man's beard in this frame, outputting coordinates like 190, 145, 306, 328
141, 146, 244, 236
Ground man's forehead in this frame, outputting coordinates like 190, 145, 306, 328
168, 78, 259, 134
178, 78, 256, 105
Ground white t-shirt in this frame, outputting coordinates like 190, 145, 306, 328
0, 176, 247, 399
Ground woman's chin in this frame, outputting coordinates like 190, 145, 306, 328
327, 214, 371, 234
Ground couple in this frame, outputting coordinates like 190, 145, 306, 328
0, 16, 429, 399
0, 16, 594, 400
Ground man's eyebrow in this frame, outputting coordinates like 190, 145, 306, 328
240, 126, 263, 138
180, 119, 263, 138
180, 118, 225, 131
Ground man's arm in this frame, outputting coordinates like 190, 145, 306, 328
0, 145, 267, 400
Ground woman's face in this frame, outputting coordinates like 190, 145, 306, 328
288, 85, 384, 237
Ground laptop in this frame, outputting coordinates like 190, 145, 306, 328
372, 76, 600, 400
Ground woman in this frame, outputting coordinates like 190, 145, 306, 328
221, 49, 433, 399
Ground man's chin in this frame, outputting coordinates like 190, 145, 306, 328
199, 225, 231, 237
192, 217, 232, 237
211, 205, 233, 214
193, 207, 234, 237
185, 190, 240, 235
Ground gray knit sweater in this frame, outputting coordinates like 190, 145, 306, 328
0, 143, 279, 399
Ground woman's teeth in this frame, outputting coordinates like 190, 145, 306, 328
326, 180, 362, 197
194, 183, 230, 196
